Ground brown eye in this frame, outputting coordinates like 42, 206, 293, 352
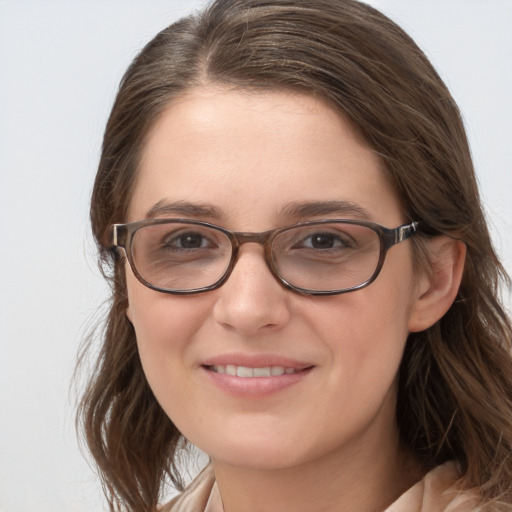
171, 232, 209, 249
303, 233, 346, 249
290, 231, 353, 251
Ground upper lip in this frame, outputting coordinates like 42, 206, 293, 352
201, 353, 313, 370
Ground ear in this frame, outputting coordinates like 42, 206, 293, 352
408, 236, 466, 333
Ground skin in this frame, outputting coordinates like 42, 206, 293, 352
125, 87, 465, 512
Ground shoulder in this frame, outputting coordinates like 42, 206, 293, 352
160, 465, 215, 512
386, 462, 484, 512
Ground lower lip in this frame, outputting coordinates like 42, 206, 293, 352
202, 366, 313, 398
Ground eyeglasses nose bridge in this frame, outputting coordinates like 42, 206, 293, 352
231, 229, 275, 247
225, 229, 279, 279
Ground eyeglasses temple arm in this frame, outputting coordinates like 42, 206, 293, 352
109, 224, 126, 249
396, 222, 419, 244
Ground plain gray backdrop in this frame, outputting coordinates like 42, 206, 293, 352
0, 1, 511, 510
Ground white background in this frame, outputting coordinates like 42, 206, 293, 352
0, 1, 510, 511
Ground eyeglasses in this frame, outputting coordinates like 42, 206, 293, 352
111, 218, 419, 296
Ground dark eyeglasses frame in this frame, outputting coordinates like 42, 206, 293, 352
112, 218, 419, 296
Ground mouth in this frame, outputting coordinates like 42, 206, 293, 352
206, 364, 304, 377
201, 359, 313, 398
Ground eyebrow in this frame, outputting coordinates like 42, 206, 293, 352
145, 200, 223, 220
280, 200, 372, 220
145, 198, 372, 222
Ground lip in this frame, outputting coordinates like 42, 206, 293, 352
202, 353, 312, 369
200, 353, 314, 399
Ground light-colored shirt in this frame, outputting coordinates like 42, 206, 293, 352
161, 461, 482, 512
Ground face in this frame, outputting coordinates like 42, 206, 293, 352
126, 87, 422, 471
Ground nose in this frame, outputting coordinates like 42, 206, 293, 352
212, 245, 291, 336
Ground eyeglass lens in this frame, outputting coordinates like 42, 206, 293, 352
130, 221, 382, 293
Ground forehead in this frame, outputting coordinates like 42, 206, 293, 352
129, 87, 402, 227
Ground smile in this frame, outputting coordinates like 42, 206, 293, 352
208, 365, 300, 377
201, 354, 313, 397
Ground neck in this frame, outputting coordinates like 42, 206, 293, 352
211, 418, 424, 512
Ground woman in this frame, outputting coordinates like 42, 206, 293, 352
78, 0, 512, 511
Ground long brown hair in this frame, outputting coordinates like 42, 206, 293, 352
77, 0, 512, 510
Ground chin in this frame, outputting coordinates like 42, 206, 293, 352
194, 428, 323, 472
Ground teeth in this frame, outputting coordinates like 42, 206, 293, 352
210, 365, 298, 377
270, 366, 285, 376
237, 366, 253, 377
253, 367, 271, 377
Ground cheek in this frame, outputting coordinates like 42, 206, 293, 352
126, 287, 217, 438
125, 271, 210, 393
311, 275, 413, 350
311, 302, 411, 455
315, 254, 417, 390
315, 293, 410, 395
126, 263, 207, 338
